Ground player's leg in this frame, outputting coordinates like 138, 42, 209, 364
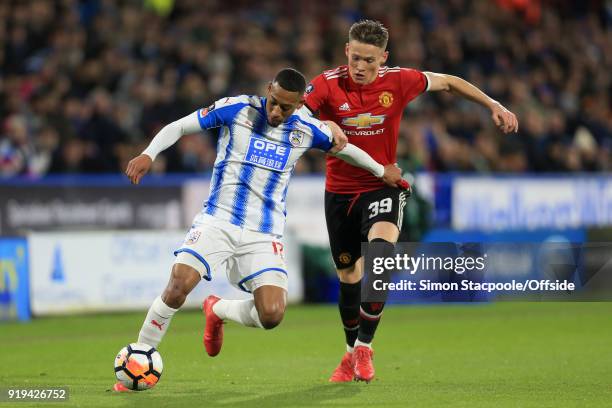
352, 188, 407, 382
207, 294, 264, 329
204, 279, 287, 357
357, 221, 399, 347
253, 284, 287, 329
138, 213, 229, 350
329, 261, 362, 383
144, 212, 234, 356
355, 221, 397, 342
325, 191, 363, 382
138, 263, 201, 348
204, 256, 267, 336
116, 215, 225, 392
203, 233, 287, 356
336, 260, 363, 347
208, 283, 287, 329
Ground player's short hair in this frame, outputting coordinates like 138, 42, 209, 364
273, 68, 306, 94
348, 20, 389, 49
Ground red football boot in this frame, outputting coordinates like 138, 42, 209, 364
329, 352, 354, 382
202, 295, 224, 357
112, 382, 131, 392
352, 346, 375, 382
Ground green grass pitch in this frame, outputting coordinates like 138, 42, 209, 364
1, 302, 611, 407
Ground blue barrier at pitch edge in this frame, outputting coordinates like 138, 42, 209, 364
3, 172, 610, 229
0, 238, 30, 321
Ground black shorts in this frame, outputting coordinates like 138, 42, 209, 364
325, 187, 409, 269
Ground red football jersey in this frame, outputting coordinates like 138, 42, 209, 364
304, 65, 427, 194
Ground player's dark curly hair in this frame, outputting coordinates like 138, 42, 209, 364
349, 20, 389, 49
273, 68, 306, 94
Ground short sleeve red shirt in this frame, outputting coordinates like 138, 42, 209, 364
304, 65, 427, 194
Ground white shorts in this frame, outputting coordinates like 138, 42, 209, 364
174, 213, 288, 293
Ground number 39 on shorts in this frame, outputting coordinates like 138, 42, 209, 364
368, 197, 392, 219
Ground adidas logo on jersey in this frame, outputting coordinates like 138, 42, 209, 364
339, 103, 351, 111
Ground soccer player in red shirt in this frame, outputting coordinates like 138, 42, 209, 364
304, 20, 518, 383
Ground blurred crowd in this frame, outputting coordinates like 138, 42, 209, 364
0, 0, 611, 177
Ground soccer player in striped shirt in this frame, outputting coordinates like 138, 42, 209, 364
304, 20, 518, 382
115, 68, 408, 391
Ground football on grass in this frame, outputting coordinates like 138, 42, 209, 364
114, 343, 163, 390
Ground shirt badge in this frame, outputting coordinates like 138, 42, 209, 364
379, 91, 394, 108
289, 130, 305, 147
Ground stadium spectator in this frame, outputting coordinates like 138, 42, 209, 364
0, 0, 610, 176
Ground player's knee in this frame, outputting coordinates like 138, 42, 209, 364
162, 265, 199, 308
162, 283, 187, 309
257, 303, 285, 330
337, 263, 360, 283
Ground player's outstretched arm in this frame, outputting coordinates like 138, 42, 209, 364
423, 72, 519, 134
125, 112, 202, 184
329, 144, 410, 191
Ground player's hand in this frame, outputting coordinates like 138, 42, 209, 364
381, 164, 402, 187
490, 101, 518, 134
324, 120, 348, 153
396, 179, 412, 195
125, 154, 152, 185
381, 164, 412, 194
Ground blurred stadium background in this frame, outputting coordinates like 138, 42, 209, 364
1, 0, 612, 406
2, 0, 611, 311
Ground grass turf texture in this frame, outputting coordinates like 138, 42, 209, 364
1, 302, 611, 407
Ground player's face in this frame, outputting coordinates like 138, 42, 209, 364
266, 82, 304, 127
345, 40, 388, 85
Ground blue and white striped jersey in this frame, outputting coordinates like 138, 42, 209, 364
197, 95, 333, 236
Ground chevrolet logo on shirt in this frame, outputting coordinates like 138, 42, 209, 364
341, 113, 386, 128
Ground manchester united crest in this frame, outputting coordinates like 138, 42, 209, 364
379, 91, 394, 108
338, 252, 352, 265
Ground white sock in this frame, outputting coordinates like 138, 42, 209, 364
354, 339, 372, 349
137, 296, 178, 348
212, 298, 263, 328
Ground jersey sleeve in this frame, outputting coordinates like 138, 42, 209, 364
303, 74, 329, 114
400, 68, 428, 104
309, 121, 334, 152
196, 96, 247, 130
